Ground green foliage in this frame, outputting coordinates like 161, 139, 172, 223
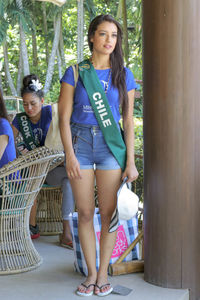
134, 99, 143, 118
3, 1, 34, 34
0, 18, 9, 44
134, 117, 143, 156
45, 79, 61, 104
84, 0, 97, 20
134, 86, 143, 118
1, 0, 143, 102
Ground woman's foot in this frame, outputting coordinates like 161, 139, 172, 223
95, 283, 113, 297
76, 277, 96, 296
29, 224, 40, 239
59, 233, 73, 250
60, 220, 73, 249
95, 275, 113, 297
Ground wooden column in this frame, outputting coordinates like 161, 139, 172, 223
143, 1, 200, 299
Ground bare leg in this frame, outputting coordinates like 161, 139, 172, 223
45, 166, 74, 245
62, 220, 72, 242
95, 169, 121, 295
70, 169, 97, 294
59, 220, 73, 249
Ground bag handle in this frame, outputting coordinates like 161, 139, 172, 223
117, 177, 128, 197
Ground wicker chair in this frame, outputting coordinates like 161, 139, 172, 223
15, 134, 65, 236
36, 185, 63, 235
36, 147, 64, 236
0, 147, 64, 274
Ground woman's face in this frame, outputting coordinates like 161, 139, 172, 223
23, 93, 44, 119
90, 21, 118, 56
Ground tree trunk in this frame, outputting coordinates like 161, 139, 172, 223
0, 74, 3, 95
77, 0, 84, 63
17, 48, 23, 95
19, 24, 30, 75
57, 48, 62, 79
121, 0, 129, 65
3, 40, 17, 96
32, 0, 38, 67
116, 0, 122, 19
16, 0, 30, 75
32, 30, 38, 67
43, 13, 61, 94
59, 17, 65, 66
42, 2, 50, 66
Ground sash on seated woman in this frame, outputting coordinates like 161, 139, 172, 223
16, 112, 39, 151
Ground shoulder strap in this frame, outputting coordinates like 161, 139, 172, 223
72, 64, 79, 88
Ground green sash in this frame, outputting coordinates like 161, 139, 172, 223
16, 112, 38, 151
78, 59, 126, 171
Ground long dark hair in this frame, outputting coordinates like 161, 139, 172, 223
88, 14, 128, 114
0, 91, 8, 120
21, 74, 44, 99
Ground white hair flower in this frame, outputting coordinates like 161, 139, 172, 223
29, 79, 43, 91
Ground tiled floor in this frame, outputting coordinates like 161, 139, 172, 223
1, 235, 189, 300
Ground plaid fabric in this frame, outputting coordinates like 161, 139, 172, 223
70, 209, 139, 276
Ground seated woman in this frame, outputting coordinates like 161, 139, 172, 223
0, 92, 16, 168
12, 74, 74, 247
0, 92, 17, 208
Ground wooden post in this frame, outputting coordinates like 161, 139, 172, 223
143, 1, 200, 299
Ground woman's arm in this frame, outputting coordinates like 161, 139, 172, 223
11, 124, 19, 139
0, 135, 8, 160
122, 89, 139, 182
58, 82, 82, 179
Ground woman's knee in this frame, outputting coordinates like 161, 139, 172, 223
78, 208, 94, 223
99, 208, 114, 224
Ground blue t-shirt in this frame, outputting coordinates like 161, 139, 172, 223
12, 105, 52, 147
0, 118, 16, 168
61, 66, 137, 125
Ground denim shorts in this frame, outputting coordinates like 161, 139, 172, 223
71, 123, 121, 170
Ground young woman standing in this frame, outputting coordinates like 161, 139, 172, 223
59, 15, 138, 296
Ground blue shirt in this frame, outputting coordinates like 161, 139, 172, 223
12, 105, 52, 147
0, 118, 16, 168
61, 66, 137, 125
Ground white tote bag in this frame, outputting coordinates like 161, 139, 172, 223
45, 103, 64, 151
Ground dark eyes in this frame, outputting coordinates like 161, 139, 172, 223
99, 32, 117, 38
23, 102, 37, 107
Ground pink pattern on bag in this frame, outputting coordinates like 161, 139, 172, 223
96, 225, 128, 258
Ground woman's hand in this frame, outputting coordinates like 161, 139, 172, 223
66, 153, 82, 180
122, 161, 139, 183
